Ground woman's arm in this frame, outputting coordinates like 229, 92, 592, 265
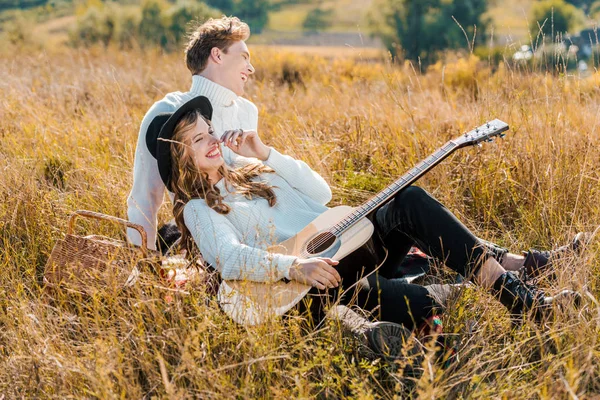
183, 201, 297, 282
221, 129, 332, 205
262, 147, 332, 205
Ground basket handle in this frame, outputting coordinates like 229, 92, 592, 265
67, 210, 148, 256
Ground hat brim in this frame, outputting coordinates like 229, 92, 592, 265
146, 96, 213, 189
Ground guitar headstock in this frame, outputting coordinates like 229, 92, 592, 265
453, 119, 509, 148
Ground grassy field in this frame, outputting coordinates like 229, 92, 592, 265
1, 43, 600, 398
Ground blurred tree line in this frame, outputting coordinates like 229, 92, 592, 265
368, 0, 597, 66
530, 0, 586, 39
368, 0, 490, 65
71, 0, 215, 49
6, 0, 599, 64
0, 0, 46, 11
70, 0, 270, 49
302, 7, 333, 32
203, 0, 269, 33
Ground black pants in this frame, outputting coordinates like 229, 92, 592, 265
300, 186, 508, 329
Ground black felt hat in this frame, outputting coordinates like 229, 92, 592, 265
146, 96, 213, 189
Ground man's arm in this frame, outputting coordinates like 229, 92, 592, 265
127, 101, 174, 250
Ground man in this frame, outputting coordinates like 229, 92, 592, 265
127, 16, 257, 249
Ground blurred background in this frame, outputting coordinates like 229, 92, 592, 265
3, 1, 600, 397
1, 0, 599, 72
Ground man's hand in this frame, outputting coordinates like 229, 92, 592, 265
221, 129, 271, 161
288, 258, 341, 290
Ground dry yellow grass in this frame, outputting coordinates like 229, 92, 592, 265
1, 43, 600, 398
250, 44, 385, 60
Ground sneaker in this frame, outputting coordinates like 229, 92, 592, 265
364, 321, 417, 361
493, 271, 581, 321
364, 321, 425, 377
328, 305, 425, 366
522, 232, 594, 280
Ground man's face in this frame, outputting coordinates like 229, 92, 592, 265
218, 40, 255, 96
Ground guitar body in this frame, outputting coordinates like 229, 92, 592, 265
273, 205, 374, 260
218, 206, 376, 325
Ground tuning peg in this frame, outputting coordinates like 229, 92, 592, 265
499, 133, 506, 138
477, 143, 483, 147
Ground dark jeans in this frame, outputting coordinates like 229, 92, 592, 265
300, 186, 508, 329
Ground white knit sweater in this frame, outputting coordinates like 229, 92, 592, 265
127, 76, 258, 249
183, 148, 332, 282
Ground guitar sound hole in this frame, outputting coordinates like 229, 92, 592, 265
306, 232, 336, 254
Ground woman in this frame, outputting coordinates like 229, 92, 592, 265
147, 96, 580, 329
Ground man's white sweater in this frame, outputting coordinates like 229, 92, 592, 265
127, 75, 258, 249
183, 148, 332, 282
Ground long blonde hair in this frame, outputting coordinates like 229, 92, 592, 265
169, 109, 276, 253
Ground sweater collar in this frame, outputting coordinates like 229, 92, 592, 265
190, 75, 238, 107
214, 177, 229, 193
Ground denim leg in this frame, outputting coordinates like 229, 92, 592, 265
372, 227, 416, 279
355, 273, 440, 329
374, 186, 496, 277
298, 274, 441, 330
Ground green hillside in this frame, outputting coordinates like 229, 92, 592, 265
266, 0, 373, 32
0, 0, 554, 48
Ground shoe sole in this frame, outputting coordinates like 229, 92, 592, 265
364, 322, 414, 361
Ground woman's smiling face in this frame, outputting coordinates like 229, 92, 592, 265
184, 116, 224, 177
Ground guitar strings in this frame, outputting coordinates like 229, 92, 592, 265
293, 129, 504, 256
306, 184, 404, 252
301, 138, 498, 253
305, 177, 419, 252
304, 199, 388, 253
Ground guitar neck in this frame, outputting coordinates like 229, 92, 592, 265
331, 140, 459, 236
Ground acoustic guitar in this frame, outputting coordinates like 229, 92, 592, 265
218, 119, 510, 325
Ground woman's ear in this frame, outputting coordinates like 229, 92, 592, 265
210, 47, 222, 64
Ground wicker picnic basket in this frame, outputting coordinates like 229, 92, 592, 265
44, 210, 158, 296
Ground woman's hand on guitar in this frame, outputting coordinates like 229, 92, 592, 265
221, 129, 271, 161
288, 258, 341, 290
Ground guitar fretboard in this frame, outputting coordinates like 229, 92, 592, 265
330, 141, 459, 236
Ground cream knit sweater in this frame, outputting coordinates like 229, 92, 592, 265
183, 148, 332, 282
127, 76, 258, 249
